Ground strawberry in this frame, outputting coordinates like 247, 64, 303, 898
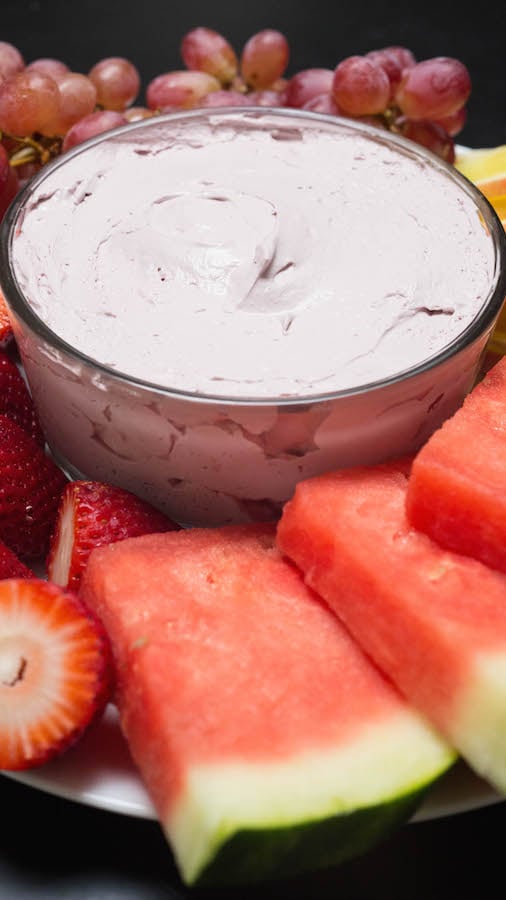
0, 290, 14, 348
0, 539, 33, 579
0, 348, 44, 445
0, 414, 68, 559
47, 480, 180, 590
0, 577, 112, 770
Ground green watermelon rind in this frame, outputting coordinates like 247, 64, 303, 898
159, 699, 456, 885
191, 772, 451, 886
164, 731, 456, 887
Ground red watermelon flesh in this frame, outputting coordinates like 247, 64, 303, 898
406, 355, 506, 573
79, 522, 453, 886
276, 462, 506, 797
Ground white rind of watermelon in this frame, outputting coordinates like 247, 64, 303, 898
453, 652, 506, 792
167, 711, 454, 884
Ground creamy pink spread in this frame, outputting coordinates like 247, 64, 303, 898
11, 111, 495, 399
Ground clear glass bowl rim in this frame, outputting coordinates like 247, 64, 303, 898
1, 106, 506, 408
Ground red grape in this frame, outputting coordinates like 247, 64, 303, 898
395, 57, 471, 121
146, 70, 220, 110
0, 143, 10, 191
240, 29, 290, 89
0, 42, 24, 79
384, 46, 417, 71
62, 109, 127, 152
198, 89, 254, 108
180, 27, 238, 85
26, 58, 70, 80
0, 135, 18, 155
302, 93, 340, 115
397, 118, 455, 163
270, 77, 288, 94
88, 57, 140, 111
45, 72, 97, 135
247, 89, 283, 107
16, 160, 42, 188
332, 56, 390, 116
0, 162, 19, 220
433, 106, 467, 137
0, 70, 60, 136
365, 46, 415, 99
284, 68, 335, 108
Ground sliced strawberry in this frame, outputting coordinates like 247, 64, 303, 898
47, 480, 180, 590
0, 577, 112, 770
0, 414, 68, 559
0, 348, 44, 445
0, 539, 33, 579
0, 290, 14, 349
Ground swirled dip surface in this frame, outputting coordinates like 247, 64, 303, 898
11, 111, 496, 399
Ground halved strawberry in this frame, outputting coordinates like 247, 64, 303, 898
47, 480, 180, 590
0, 290, 14, 349
0, 414, 68, 559
0, 348, 44, 445
0, 577, 112, 770
0, 539, 33, 579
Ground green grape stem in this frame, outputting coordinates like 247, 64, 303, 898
2, 131, 63, 166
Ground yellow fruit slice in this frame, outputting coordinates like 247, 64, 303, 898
489, 195, 506, 222
455, 145, 506, 199
455, 147, 506, 355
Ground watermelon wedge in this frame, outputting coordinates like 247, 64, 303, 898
79, 523, 453, 886
276, 462, 506, 798
406, 356, 506, 573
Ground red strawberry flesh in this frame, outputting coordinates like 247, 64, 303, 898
0, 539, 33, 579
0, 348, 44, 445
48, 480, 179, 590
0, 414, 68, 559
0, 577, 112, 770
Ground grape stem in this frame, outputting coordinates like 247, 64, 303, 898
1, 131, 62, 166
383, 107, 401, 129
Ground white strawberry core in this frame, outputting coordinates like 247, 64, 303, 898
0, 641, 26, 687
50, 499, 75, 586
0, 611, 65, 734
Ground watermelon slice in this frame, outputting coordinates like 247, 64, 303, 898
276, 462, 506, 798
79, 523, 453, 886
406, 356, 506, 573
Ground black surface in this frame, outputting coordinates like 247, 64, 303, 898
1, 2, 506, 897
1, 774, 505, 899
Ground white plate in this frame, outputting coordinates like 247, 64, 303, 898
2, 703, 503, 823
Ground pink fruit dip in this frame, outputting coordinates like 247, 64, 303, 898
9, 110, 495, 399
2, 110, 504, 526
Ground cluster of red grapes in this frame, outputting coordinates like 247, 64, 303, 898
0, 28, 471, 219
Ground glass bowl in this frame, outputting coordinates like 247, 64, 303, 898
1, 109, 505, 526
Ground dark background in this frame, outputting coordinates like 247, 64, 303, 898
1, 1, 506, 897
0, 0, 505, 148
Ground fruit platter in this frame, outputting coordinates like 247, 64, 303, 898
1, 24, 506, 890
